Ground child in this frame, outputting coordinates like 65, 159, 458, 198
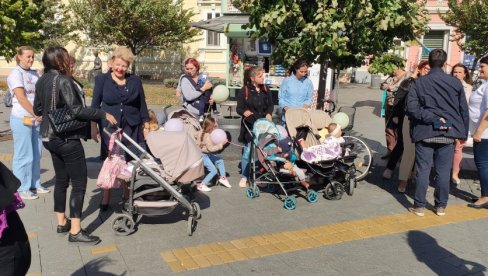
194, 117, 230, 192
261, 135, 311, 190
301, 123, 346, 163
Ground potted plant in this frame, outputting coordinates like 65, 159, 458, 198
368, 53, 406, 89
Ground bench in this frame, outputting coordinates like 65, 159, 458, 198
219, 101, 240, 119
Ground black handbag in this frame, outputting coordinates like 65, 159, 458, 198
47, 75, 87, 134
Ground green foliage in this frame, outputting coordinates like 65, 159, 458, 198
66, 0, 200, 57
0, 0, 45, 61
233, 0, 428, 70
442, 0, 488, 72
367, 53, 405, 75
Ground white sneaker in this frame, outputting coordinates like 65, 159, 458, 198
198, 116, 204, 123
239, 178, 247, 188
35, 187, 50, 194
19, 191, 39, 200
218, 177, 231, 188
197, 183, 211, 192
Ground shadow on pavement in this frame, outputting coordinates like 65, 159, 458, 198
72, 257, 127, 276
353, 100, 383, 118
408, 231, 487, 275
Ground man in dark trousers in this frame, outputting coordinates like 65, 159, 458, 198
407, 49, 469, 217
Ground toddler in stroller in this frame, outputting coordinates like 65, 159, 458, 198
260, 135, 311, 190
285, 108, 357, 199
299, 123, 350, 163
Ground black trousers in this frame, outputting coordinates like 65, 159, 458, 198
0, 211, 31, 276
43, 138, 87, 218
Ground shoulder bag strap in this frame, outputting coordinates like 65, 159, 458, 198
50, 75, 59, 112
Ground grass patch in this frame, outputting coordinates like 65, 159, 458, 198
81, 79, 180, 106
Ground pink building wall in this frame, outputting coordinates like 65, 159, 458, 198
406, 1, 463, 72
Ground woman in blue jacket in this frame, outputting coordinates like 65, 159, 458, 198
278, 58, 314, 122
91, 46, 150, 211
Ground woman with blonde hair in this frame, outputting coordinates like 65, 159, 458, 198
91, 46, 150, 211
7, 46, 48, 200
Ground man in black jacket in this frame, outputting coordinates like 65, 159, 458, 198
407, 49, 469, 217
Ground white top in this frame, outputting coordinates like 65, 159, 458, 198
469, 81, 488, 139
7, 66, 39, 118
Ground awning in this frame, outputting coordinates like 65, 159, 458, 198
191, 14, 254, 37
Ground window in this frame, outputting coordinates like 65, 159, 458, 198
207, 13, 220, 46
421, 30, 446, 59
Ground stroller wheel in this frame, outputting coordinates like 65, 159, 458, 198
283, 196, 296, 210
307, 190, 319, 203
191, 202, 201, 220
347, 176, 356, 196
112, 214, 136, 236
324, 181, 344, 200
187, 216, 196, 236
246, 188, 255, 199
254, 186, 260, 197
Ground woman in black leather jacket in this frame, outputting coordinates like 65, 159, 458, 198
33, 46, 116, 245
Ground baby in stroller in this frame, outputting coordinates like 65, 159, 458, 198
260, 135, 311, 190
299, 123, 350, 163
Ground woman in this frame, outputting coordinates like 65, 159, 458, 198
7, 46, 48, 200
278, 58, 313, 121
91, 46, 150, 211
450, 63, 473, 185
178, 58, 214, 122
393, 61, 430, 192
468, 56, 488, 209
236, 67, 274, 187
33, 46, 117, 244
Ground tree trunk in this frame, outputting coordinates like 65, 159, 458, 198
317, 61, 329, 110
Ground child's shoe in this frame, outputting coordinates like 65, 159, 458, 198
239, 178, 247, 188
196, 183, 211, 192
198, 116, 204, 123
218, 176, 231, 188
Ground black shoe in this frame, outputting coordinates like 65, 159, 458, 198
467, 202, 488, 209
57, 219, 71, 235
100, 204, 109, 212
68, 230, 101, 245
380, 153, 390, 160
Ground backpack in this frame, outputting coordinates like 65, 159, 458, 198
3, 90, 12, 107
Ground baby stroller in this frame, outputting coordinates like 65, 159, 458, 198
285, 108, 357, 200
244, 118, 320, 210
104, 128, 204, 236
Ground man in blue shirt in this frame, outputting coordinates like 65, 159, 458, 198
407, 49, 469, 217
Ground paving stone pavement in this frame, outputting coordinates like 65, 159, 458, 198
0, 84, 487, 276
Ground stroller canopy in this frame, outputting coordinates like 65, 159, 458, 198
169, 108, 202, 139
146, 131, 204, 182
253, 119, 280, 145
284, 108, 318, 138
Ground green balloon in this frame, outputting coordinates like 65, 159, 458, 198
332, 112, 350, 128
212, 85, 230, 103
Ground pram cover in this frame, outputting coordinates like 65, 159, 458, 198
146, 131, 204, 183
169, 109, 202, 139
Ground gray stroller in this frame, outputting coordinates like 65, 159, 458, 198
104, 128, 204, 236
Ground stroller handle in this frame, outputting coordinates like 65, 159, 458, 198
102, 128, 151, 161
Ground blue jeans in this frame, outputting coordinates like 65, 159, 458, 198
474, 139, 488, 197
414, 141, 454, 208
241, 143, 251, 178
201, 153, 225, 185
10, 116, 42, 192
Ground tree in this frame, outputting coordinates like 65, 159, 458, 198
40, 0, 71, 48
233, 0, 428, 108
0, 0, 45, 61
66, 0, 200, 72
368, 53, 406, 75
442, 0, 488, 74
